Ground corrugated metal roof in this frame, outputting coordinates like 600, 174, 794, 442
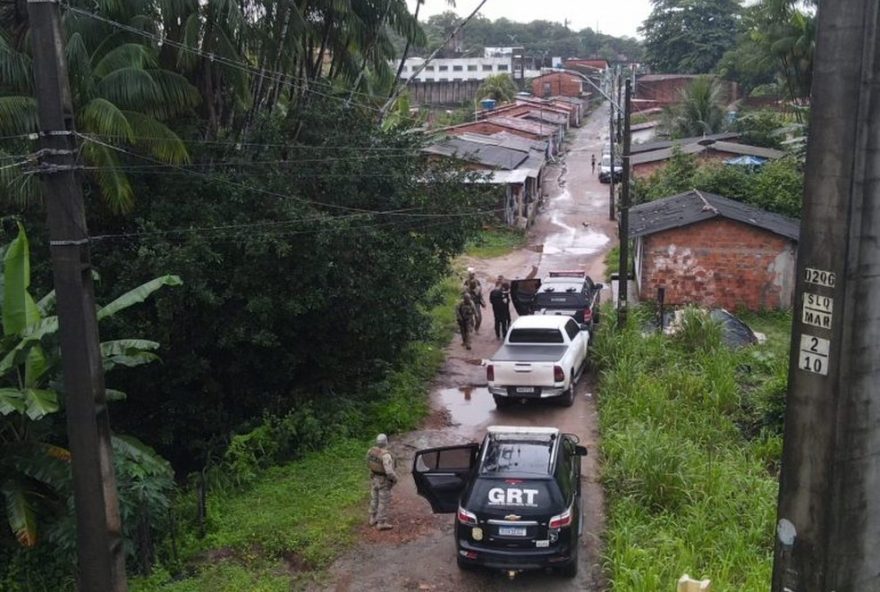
631, 133, 741, 155
488, 132, 549, 153
488, 116, 555, 136
629, 190, 800, 240
464, 169, 531, 185
631, 140, 785, 166
422, 137, 528, 170
520, 110, 568, 126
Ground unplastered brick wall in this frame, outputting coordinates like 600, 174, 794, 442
531, 73, 583, 98
638, 218, 797, 310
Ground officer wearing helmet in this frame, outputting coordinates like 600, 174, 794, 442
367, 433, 398, 530
463, 267, 485, 332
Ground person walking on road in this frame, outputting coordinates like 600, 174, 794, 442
456, 292, 477, 350
591, 154, 596, 174
464, 267, 485, 332
490, 281, 512, 340
367, 433, 398, 530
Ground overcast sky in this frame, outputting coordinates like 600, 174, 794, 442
408, 0, 654, 40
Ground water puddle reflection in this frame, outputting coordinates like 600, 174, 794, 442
437, 386, 496, 428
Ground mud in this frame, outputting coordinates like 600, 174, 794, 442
310, 104, 616, 592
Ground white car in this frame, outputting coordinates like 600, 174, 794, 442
486, 315, 589, 408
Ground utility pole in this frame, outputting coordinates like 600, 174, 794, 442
27, 1, 128, 591
608, 67, 616, 221
772, 2, 880, 591
617, 79, 631, 323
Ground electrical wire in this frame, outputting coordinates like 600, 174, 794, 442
75, 133, 502, 220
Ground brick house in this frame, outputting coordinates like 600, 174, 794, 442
631, 139, 786, 179
531, 71, 585, 99
629, 190, 800, 311
636, 74, 739, 107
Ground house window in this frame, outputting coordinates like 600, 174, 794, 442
424, 77, 434, 82
439, 77, 448, 82
467, 65, 477, 71
483, 64, 493, 71
543, 82, 552, 97
425, 65, 435, 71
439, 65, 448, 71
453, 65, 463, 72
453, 78, 462, 82
498, 64, 509, 71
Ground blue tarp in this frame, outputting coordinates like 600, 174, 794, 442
725, 155, 767, 167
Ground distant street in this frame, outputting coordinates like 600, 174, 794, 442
311, 104, 618, 592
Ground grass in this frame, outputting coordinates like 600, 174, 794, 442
593, 308, 791, 591
131, 275, 463, 591
465, 226, 527, 259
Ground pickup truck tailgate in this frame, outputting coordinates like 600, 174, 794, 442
491, 345, 567, 387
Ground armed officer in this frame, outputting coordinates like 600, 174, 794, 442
367, 433, 398, 530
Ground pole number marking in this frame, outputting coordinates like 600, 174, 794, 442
798, 334, 829, 376
802, 293, 833, 329
804, 267, 836, 288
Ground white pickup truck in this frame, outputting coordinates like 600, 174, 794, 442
486, 315, 589, 409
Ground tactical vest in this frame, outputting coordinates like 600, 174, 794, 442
367, 446, 386, 474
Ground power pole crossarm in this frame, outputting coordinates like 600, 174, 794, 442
26, 1, 128, 590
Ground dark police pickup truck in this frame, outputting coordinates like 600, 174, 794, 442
412, 426, 587, 577
511, 270, 603, 331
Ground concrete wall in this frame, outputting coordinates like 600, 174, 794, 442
408, 80, 484, 107
636, 218, 797, 310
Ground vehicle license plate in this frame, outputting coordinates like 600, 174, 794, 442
516, 387, 535, 393
499, 526, 527, 536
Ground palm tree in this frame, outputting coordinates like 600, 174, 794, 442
0, 2, 199, 212
477, 74, 518, 103
661, 77, 727, 139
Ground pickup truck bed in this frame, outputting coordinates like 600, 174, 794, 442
490, 345, 569, 362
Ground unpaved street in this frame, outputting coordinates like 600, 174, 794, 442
311, 105, 617, 592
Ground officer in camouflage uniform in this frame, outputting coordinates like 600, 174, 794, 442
367, 433, 397, 530
456, 292, 477, 350
464, 268, 485, 332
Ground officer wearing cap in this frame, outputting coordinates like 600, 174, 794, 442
367, 433, 398, 530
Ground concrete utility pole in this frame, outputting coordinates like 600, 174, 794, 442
772, 2, 880, 591
27, 1, 128, 590
608, 68, 616, 221
617, 79, 631, 323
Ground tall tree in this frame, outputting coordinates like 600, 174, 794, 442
640, 0, 742, 74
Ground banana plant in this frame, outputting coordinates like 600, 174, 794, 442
0, 222, 181, 547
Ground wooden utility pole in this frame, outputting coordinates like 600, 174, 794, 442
772, 2, 880, 591
27, 1, 128, 590
617, 79, 631, 323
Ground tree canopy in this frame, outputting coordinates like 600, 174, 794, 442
640, 0, 742, 74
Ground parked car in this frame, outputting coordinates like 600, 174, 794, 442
510, 270, 603, 331
486, 315, 589, 408
598, 153, 623, 183
412, 425, 587, 577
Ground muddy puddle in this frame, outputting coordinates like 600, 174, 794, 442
436, 386, 497, 428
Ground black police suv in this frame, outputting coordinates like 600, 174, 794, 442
412, 426, 587, 577
510, 270, 603, 331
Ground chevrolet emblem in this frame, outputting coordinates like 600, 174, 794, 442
504, 514, 521, 521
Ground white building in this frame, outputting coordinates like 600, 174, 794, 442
396, 57, 517, 82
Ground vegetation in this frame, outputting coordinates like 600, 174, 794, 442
634, 148, 804, 218
641, 0, 742, 74
0, 0, 495, 586
717, 0, 816, 103
594, 308, 791, 591
476, 74, 518, 104
659, 77, 728, 138
413, 14, 643, 63
465, 226, 527, 259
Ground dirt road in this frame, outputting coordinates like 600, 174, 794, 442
311, 105, 617, 592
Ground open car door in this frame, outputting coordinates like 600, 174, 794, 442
412, 443, 480, 513
510, 278, 541, 316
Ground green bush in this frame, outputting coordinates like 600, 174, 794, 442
594, 308, 784, 591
